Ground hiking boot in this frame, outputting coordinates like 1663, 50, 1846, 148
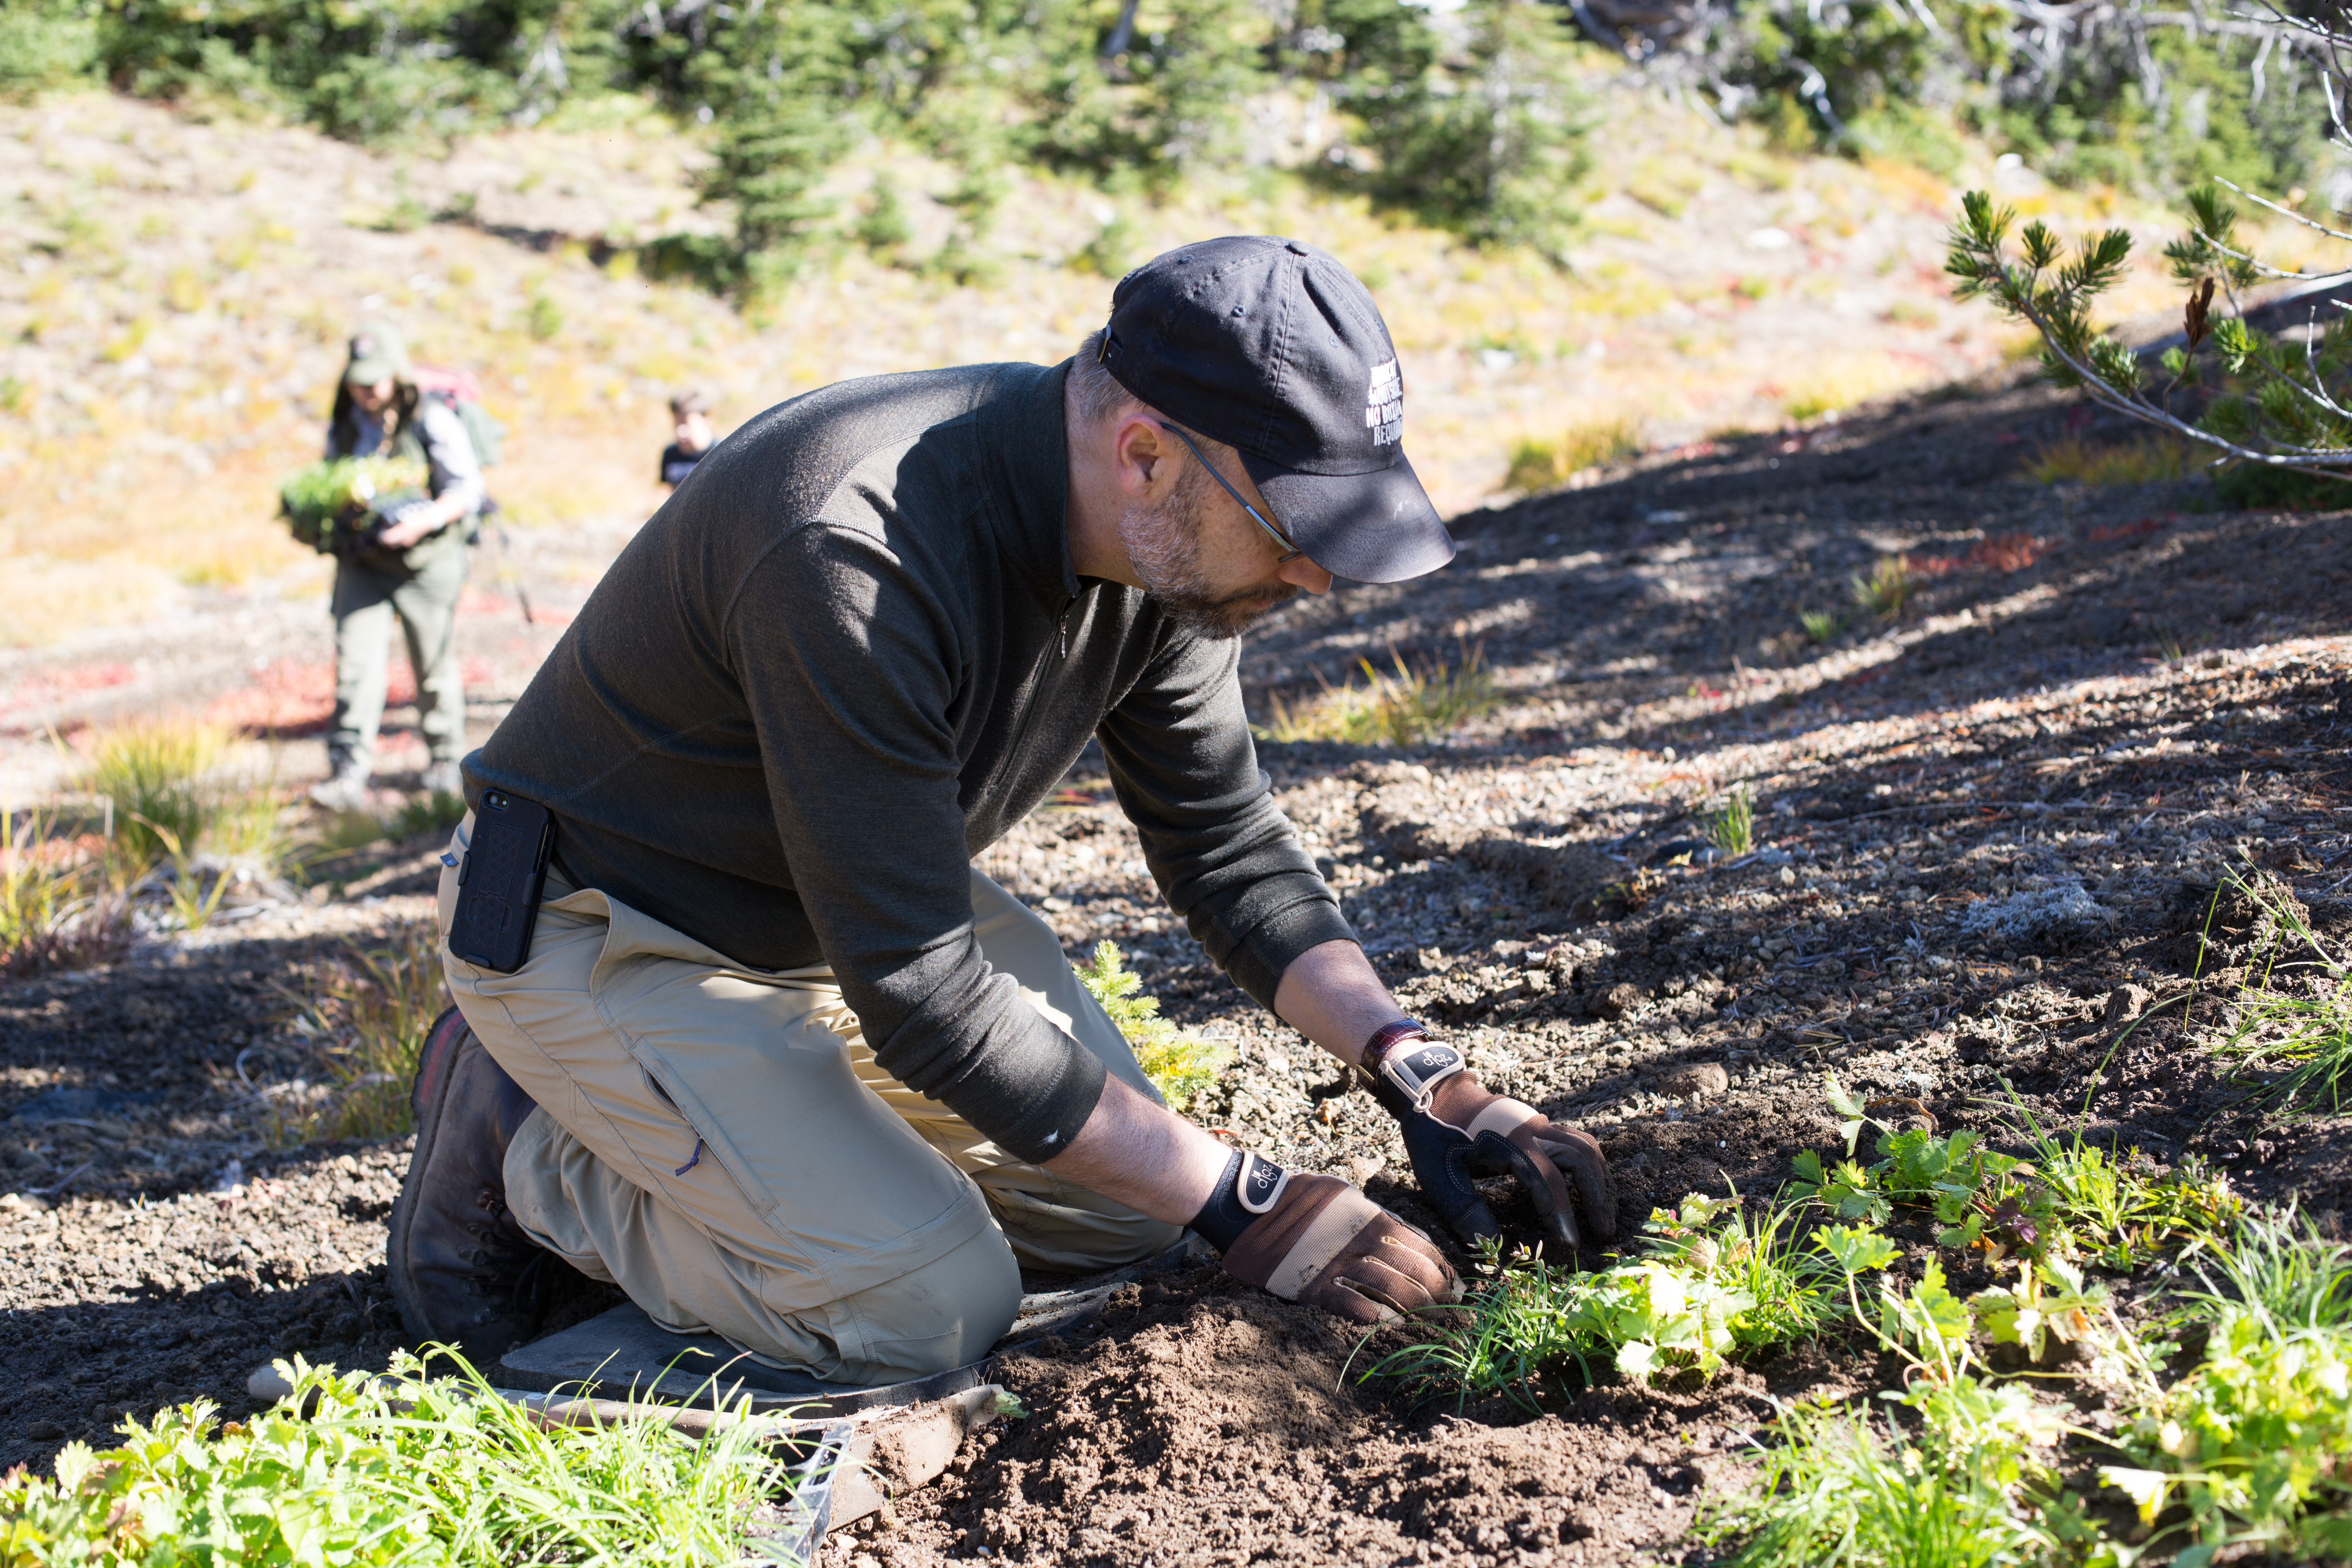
308, 766, 371, 815
421, 759, 464, 799
388, 1007, 564, 1367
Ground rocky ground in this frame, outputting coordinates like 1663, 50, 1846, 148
4, 365, 2351, 1565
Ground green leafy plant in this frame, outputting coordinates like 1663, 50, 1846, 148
1705, 1254, 2078, 1568
0, 1351, 805, 1566
1797, 1080, 2050, 1264
1366, 1193, 1870, 1408
1075, 939, 1232, 1113
2105, 1242, 2352, 1558
277, 456, 427, 553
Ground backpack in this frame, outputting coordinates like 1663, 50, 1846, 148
409, 363, 506, 469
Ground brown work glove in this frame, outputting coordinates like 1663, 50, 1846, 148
1192, 1150, 1459, 1324
1365, 1031, 1615, 1253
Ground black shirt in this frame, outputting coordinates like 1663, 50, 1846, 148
467, 361, 1352, 1163
659, 442, 704, 487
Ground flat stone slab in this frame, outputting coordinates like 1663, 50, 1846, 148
497, 1237, 1203, 1417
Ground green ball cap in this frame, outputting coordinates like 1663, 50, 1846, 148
343, 323, 409, 387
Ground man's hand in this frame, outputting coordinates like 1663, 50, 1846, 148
1202, 1152, 1457, 1324
374, 498, 448, 550
1365, 1035, 1614, 1253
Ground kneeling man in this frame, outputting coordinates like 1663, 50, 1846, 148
391, 237, 1615, 1383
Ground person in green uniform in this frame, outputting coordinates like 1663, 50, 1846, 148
309, 324, 481, 813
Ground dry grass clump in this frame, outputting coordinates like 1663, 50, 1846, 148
1504, 420, 1642, 492
0, 805, 134, 979
2027, 433, 2199, 486
1781, 354, 1928, 421
1258, 644, 1499, 748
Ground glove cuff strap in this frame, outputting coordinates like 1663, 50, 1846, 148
1188, 1148, 1290, 1254
1363, 1038, 1468, 1115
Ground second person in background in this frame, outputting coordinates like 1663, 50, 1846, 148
310, 323, 484, 813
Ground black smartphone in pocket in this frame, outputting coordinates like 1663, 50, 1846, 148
449, 789, 556, 974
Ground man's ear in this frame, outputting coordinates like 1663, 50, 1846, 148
1110, 413, 1175, 500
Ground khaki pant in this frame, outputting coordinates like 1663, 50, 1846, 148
329, 533, 468, 777
436, 815, 1182, 1385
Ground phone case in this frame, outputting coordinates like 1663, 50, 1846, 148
448, 789, 555, 973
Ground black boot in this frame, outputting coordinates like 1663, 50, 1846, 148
388, 1007, 566, 1367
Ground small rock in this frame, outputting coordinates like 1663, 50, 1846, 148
247, 1363, 294, 1403
2103, 983, 2152, 1027
26, 1420, 65, 1441
1598, 982, 1644, 1020
1654, 1063, 1730, 1098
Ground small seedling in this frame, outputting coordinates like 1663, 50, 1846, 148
1797, 608, 1843, 644
1849, 555, 1914, 619
1707, 786, 1755, 856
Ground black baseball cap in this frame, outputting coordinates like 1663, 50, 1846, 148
1098, 236, 1453, 585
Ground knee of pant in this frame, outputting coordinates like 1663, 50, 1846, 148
836, 1234, 1022, 1379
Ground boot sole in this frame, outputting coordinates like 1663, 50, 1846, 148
386, 1004, 479, 1347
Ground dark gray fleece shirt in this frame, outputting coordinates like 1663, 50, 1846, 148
464, 360, 1354, 1163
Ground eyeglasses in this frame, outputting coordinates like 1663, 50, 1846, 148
1155, 421, 1304, 563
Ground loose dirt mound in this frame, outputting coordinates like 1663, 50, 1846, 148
862, 1266, 1819, 1566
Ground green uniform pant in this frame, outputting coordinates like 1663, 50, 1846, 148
328, 535, 467, 777
435, 814, 1184, 1386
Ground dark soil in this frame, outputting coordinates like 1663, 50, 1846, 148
8, 368, 2352, 1564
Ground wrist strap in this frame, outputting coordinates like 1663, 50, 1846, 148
1359, 1019, 1430, 1073
1189, 1148, 1290, 1254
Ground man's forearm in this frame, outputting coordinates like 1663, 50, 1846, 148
1040, 1071, 1232, 1224
1273, 937, 1410, 1066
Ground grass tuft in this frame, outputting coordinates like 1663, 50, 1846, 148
2026, 432, 2199, 486
1075, 939, 1232, 1114
1849, 555, 1914, 620
283, 921, 448, 1143
1503, 420, 1642, 492
1257, 644, 1499, 748
1362, 1192, 1858, 1410
0, 805, 134, 978
1708, 786, 1755, 856
2205, 872, 2352, 1109
3, 1350, 804, 1567
1797, 608, 1843, 644
77, 715, 227, 869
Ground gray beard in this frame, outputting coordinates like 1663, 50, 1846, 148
1118, 466, 1296, 639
